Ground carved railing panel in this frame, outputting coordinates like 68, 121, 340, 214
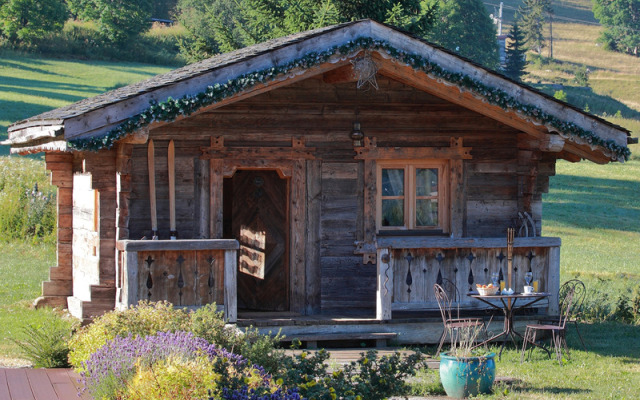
375, 237, 561, 320
116, 239, 238, 322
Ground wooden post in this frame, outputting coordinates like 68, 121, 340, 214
209, 159, 223, 238
224, 249, 237, 323
290, 159, 306, 313
305, 159, 322, 314
376, 248, 393, 320
547, 246, 561, 315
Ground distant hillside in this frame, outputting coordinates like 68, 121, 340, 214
482, 0, 639, 151
484, 0, 598, 29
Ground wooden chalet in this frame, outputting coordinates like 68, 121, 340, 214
4, 20, 634, 344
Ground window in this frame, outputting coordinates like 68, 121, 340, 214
377, 160, 449, 232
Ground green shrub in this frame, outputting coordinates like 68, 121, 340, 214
12, 310, 78, 368
0, 157, 56, 244
68, 301, 190, 370
554, 90, 568, 102
9, 20, 186, 65
69, 301, 284, 374
574, 67, 590, 87
126, 355, 221, 400
276, 349, 425, 400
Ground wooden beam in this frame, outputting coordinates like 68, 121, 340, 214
323, 64, 356, 84
78, 59, 354, 141
290, 160, 306, 314
562, 141, 611, 164
376, 58, 547, 135
222, 159, 293, 178
355, 141, 472, 160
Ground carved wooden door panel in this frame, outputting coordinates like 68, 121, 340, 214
230, 170, 288, 311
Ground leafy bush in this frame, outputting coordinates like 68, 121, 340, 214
276, 349, 425, 400
554, 90, 568, 102
69, 301, 285, 375
0, 157, 56, 244
574, 67, 590, 87
8, 20, 185, 65
191, 304, 286, 374
68, 301, 191, 370
11, 310, 78, 368
81, 331, 274, 400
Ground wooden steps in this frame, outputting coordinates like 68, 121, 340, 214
282, 332, 398, 349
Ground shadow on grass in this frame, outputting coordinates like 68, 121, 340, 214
535, 83, 640, 119
0, 75, 106, 97
0, 100, 58, 127
544, 175, 640, 233
572, 322, 640, 359
0, 58, 69, 77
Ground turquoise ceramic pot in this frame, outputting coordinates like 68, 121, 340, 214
439, 352, 496, 399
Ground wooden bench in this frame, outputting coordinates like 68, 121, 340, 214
286, 332, 398, 349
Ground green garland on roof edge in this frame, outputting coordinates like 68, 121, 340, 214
68, 37, 630, 161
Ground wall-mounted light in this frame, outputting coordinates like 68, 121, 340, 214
351, 120, 364, 147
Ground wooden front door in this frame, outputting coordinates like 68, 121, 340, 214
226, 170, 289, 311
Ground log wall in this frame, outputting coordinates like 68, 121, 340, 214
119, 74, 557, 312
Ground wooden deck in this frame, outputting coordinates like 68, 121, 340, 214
0, 368, 89, 400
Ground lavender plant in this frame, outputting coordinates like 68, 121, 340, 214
81, 331, 272, 400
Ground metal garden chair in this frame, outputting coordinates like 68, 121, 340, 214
521, 283, 577, 365
544, 279, 587, 350
434, 281, 487, 356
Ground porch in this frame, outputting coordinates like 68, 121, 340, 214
115, 236, 559, 345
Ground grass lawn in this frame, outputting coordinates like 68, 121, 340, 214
413, 323, 640, 399
0, 50, 172, 155
0, 241, 56, 363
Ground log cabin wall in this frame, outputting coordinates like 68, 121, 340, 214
68, 151, 118, 319
125, 75, 555, 312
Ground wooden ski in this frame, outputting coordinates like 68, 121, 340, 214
168, 139, 177, 239
148, 139, 158, 239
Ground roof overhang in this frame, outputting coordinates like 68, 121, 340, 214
4, 20, 632, 162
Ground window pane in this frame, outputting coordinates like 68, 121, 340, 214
382, 199, 404, 227
382, 169, 404, 196
416, 168, 438, 196
416, 199, 438, 227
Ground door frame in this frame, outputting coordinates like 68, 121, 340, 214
225, 168, 290, 311
210, 158, 307, 314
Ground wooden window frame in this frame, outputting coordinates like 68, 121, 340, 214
376, 160, 450, 233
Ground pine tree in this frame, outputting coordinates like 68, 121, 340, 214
428, 0, 500, 69
504, 22, 528, 81
518, 0, 552, 55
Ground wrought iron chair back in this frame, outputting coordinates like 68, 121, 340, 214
434, 281, 486, 356
556, 283, 577, 329
521, 283, 578, 365
538, 279, 587, 348
434, 280, 460, 324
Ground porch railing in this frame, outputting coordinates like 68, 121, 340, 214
116, 239, 239, 322
375, 237, 561, 320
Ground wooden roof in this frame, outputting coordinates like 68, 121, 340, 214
3, 20, 632, 163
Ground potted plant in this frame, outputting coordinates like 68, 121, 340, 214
439, 324, 496, 399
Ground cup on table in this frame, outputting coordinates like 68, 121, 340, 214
500, 280, 505, 291
523, 285, 534, 294
533, 280, 539, 292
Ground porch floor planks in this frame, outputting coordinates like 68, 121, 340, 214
285, 348, 440, 370
0, 369, 88, 400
